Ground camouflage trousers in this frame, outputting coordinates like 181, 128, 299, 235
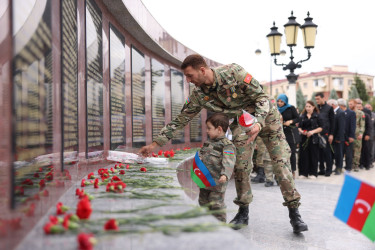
231, 104, 301, 208
199, 188, 227, 222
352, 138, 362, 170
255, 136, 274, 182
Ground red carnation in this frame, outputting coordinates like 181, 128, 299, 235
38, 167, 43, 172
45, 172, 53, 181
158, 150, 163, 156
22, 179, 33, 186
88, 172, 95, 179
112, 176, 121, 181
81, 179, 86, 187
56, 202, 69, 215
169, 150, 175, 157
119, 170, 125, 175
94, 178, 99, 189
152, 152, 158, 157
39, 179, 46, 190
164, 151, 170, 158
104, 219, 119, 231
33, 173, 40, 178
76, 197, 92, 220
77, 233, 96, 250
140, 167, 147, 172
49, 215, 59, 225
126, 164, 130, 169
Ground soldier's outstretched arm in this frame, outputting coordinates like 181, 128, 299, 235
139, 92, 203, 156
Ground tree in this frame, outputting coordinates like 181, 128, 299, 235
310, 92, 316, 104
329, 89, 338, 99
354, 75, 368, 102
296, 87, 306, 112
348, 84, 360, 100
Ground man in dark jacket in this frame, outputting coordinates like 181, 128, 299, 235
338, 98, 356, 171
357, 99, 373, 170
327, 99, 346, 175
364, 103, 375, 166
315, 93, 335, 176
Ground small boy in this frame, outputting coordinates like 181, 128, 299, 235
197, 113, 236, 222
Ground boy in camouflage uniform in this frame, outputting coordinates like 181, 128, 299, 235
197, 113, 236, 222
139, 54, 307, 233
349, 99, 365, 171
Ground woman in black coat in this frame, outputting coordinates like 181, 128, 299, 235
298, 101, 323, 178
277, 94, 300, 178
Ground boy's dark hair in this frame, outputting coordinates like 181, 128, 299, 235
206, 113, 229, 132
181, 54, 208, 70
315, 92, 324, 98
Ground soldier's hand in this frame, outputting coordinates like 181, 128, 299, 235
349, 137, 354, 143
246, 123, 260, 144
138, 142, 159, 157
218, 175, 227, 183
365, 135, 370, 141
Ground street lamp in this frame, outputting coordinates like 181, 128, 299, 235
266, 11, 318, 106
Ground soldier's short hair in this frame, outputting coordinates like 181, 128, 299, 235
337, 98, 347, 107
181, 54, 208, 70
355, 98, 363, 104
206, 113, 229, 132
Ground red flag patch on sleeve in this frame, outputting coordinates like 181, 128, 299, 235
244, 73, 252, 84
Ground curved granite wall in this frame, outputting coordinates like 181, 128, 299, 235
0, 0, 220, 248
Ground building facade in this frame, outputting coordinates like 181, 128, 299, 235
263, 65, 374, 101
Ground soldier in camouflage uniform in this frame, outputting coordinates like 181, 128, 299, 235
139, 54, 307, 233
252, 136, 275, 186
349, 99, 365, 171
198, 113, 236, 222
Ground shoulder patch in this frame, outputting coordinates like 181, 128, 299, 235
185, 97, 190, 105
244, 73, 252, 84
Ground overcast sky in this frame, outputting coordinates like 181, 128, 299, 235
141, 0, 375, 83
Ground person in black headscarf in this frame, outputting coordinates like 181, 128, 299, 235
277, 94, 300, 179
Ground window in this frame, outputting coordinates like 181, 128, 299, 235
303, 82, 308, 88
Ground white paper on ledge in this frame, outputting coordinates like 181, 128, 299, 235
107, 151, 169, 165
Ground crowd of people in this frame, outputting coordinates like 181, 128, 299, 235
252, 92, 375, 183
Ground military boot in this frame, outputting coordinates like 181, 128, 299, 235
229, 206, 249, 230
251, 167, 265, 183
288, 207, 308, 233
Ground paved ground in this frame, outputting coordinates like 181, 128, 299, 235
16, 152, 375, 250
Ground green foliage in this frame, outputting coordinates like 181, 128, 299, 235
329, 89, 338, 99
348, 84, 360, 100
310, 92, 316, 104
354, 75, 368, 102
296, 87, 306, 112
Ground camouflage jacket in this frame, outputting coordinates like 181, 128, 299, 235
154, 63, 270, 146
198, 136, 236, 192
355, 109, 365, 137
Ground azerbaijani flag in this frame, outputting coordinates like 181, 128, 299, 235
334, 174, 375, 242
190, 152, 216, 188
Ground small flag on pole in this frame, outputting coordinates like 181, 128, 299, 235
334, 174, 375, 242
190, 152, 216, 188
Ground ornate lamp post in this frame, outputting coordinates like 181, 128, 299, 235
266, 11, 318, 106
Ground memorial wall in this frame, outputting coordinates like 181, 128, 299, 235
110, 25, 126, 150
86, 0, 104, 154
0, 0, 219, 247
